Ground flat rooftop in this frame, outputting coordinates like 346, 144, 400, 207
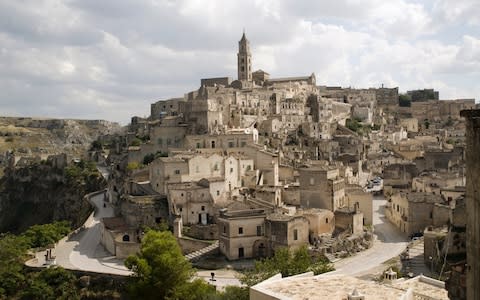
251, 274, 448, 300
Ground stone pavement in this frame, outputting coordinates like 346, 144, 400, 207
196, 269, 243, 291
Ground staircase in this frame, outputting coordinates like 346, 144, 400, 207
185, 241, 219, 261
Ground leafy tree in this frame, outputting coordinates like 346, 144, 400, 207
21, 221, 71, 248
0, 234, 29, 297
90, 140, 103, 151
21, 267, 79, 300
130, 138, 142, 147
346, 118, 361, 132
143, 153, 155, 165
240, 246, 334, 287
216, 286, 249, 300
125, 230, 214, 300
398, 94, 411, 107
126, 162, 141, 171
424, 119, 430, 129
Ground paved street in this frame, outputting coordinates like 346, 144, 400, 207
65, 193, 132, 275
196, 269, 243, 291
27, 181, 408, 282
26, 192, 132, 275
325, 196, 409, 276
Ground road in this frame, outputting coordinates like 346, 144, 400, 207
26, 192, 132, 275
326, 196, 409, 276
65, 193, 132, 275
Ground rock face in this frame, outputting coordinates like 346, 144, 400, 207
0, 116, 123, 160
0, 161, 106, 233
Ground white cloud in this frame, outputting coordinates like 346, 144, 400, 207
434, 0, 480, 25
0, 0, 477, 124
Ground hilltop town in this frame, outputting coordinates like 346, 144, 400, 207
93, 33, 474, 298
3, 33, 479, 299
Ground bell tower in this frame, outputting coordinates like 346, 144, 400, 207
237, 31, 252, 81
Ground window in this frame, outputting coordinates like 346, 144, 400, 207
239, 227, 243, 234
216, 190, 220, 196
223, 226, 226, 234
214, 163, 218, 171
201, 206, 205, 211
326, 218, 329, 224
228, 141, 234, 148
257, 226, 262, 236
196, 142, 201, 149
230, 168, 233, 174
158, 138, 163, 146
181, 193, 184, 197
241, 141, 246, 147
238, 247, 244, 258
174, 170, 180, 175
294, 229, 298, 240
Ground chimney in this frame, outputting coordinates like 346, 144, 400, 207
348, 288, 365, 300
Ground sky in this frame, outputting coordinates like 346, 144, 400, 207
1, 0, 479, 124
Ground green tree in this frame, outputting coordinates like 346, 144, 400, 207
398, 94, 411, 107
125, 230, 214, 300
424, 118, 430, 129
0, 234, 29, 297
241, 246, 334, 287
90, 140, 103, 151
21, 267, 79, 300
143, 153, 155, 165
21, 221, 71, 248
216, 286, 249, 300
129, 138, 142, 147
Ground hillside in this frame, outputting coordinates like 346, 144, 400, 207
0, 116, 123, 160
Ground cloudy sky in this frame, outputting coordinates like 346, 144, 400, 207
1, 0, 479, 124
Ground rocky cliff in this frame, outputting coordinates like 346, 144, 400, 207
0, 161, 106, 233
0, 116, 124, 161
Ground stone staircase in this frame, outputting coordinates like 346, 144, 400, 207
402, 239, 433, 277
185, 241, 219, 261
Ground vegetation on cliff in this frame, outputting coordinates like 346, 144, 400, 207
0, 223, 125, 300
0, 160, 105, 234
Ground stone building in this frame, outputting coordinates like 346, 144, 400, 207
167, 182, 214, 226
265, 213, 309, 254
119, 194, 169, 228
459, 109, 480, 300
150, 97, 186, 120
298, 164, 345, 211
301, 208, 335, 238
345, 185, 373, 226
218, 209, 268, 260
407, 89, 439, 102
237, 32, 252, 82
386, 192, 445, 236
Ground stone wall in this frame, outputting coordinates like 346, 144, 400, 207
460, 109, 480, 300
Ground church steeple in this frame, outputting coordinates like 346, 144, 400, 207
237, 31, 252, 81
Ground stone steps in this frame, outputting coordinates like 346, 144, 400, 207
185, 241, 219, 261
